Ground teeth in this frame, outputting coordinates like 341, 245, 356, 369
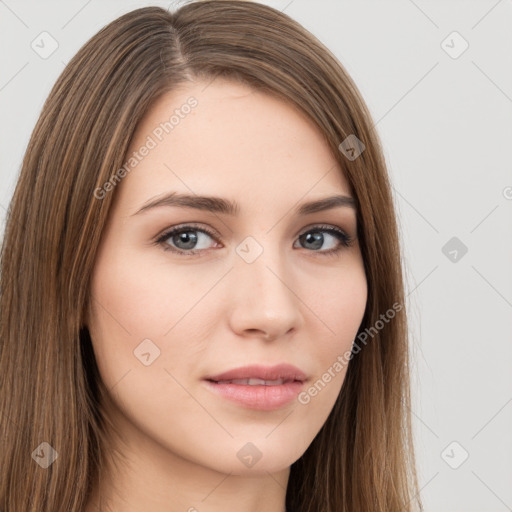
221, 378, 285, 386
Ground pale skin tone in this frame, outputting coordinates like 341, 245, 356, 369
84, 78, 367, 512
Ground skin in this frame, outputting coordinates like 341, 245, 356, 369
85, 77, 367, 512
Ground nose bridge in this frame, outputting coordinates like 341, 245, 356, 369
229, 236, 301, 338
236, 238, 290, 303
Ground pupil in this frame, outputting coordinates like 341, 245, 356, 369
304, 232, 323, 250
175, 231, 197, 249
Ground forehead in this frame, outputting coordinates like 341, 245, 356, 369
116, 78, 352, 213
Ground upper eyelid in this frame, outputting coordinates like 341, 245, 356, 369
156, 222, 351, 238
154, 222, 353, 247
154, 222, 217, 241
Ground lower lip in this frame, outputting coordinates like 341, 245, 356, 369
203, 379, 305, 410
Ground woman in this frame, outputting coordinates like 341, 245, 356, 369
0, 1, 422, 511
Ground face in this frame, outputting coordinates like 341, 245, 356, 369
87, 78, 367, 477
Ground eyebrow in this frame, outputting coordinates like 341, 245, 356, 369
132, 192, 356, 217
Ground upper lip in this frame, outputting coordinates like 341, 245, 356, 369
205, 364, 307, 383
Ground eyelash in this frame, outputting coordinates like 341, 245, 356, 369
154, 223, 354, 258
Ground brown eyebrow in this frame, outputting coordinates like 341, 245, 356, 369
131, 192, 356, 217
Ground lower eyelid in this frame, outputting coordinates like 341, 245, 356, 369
156, 227, 217, 250
155, 224, 353, 254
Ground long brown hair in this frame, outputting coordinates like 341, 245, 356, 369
0, 2, 422, 510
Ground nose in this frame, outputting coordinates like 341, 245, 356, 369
227, 246, 303, 341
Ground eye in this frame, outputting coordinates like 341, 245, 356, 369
155, 223, 354, 257
155, 224, 219, 255
295, 224, 354, 257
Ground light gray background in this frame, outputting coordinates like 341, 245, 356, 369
1, 1, 511, 510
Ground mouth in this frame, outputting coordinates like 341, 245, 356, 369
206, 377, 299, 386
205, 363, 307, 383
203, 364, 307, 410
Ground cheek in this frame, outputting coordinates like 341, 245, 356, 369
302, 264, 367, 390
308, 262, 367, 345
87, 244, 223, 388
89, 246, 201, 339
